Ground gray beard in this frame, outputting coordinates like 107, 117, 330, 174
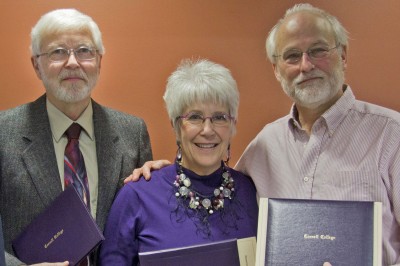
279, 67, 345, 109
42, 70, 98, 103
51, 83, 93, 103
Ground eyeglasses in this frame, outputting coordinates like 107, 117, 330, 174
274, 45, 339, 64
177, 112, 235, 127
36, 46, 98, 62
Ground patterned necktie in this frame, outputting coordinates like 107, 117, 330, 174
64, 123, 90, 265
64, 123, 90, 209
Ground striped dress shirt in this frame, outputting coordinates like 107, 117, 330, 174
236, 86, 400, 265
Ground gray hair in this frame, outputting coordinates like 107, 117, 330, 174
30, 9, 105, 56
266, 3, 349, 64
164, 59, 239, 132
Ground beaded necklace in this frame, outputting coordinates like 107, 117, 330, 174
173, 159, 235, 215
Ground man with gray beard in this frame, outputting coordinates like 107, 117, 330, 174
236, 3, 400, 265
0, 9, 152, 266
128, 3, 400, 265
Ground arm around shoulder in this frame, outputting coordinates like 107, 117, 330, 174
124, 159, 172, 183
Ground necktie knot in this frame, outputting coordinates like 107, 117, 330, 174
66, 123, 82, 140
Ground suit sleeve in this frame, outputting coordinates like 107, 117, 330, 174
137, 118, 153, 167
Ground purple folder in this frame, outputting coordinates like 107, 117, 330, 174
139, 238, 240, 266
259, 198, 381, 265
12, 186, 104, 266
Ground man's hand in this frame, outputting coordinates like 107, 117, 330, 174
124, 160, 172, 184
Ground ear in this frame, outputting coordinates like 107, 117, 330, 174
340, 45, 348, 70
31, 56, 43, 80
97, 54, 103, 72
272, 63, 282, 82
171, 120, 181, 142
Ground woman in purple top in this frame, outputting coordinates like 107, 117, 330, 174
99, 59, 258, 265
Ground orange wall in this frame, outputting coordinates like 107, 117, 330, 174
1, 0, 399, 165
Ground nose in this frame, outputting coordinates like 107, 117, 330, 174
299, 52, 315, 72
200, 118, 215, 134
65, 50, 80, 68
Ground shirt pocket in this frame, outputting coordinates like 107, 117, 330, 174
321, 170, 385, 202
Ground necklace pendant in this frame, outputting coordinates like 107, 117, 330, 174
189, 198, 197, 209
179, 186, 189, 196
222, 171, 230, 179
213, 198, 224, 210
179, 173, 186, 181
201, 198, 211, 209
222, 188, 231, 198
183, 178, 191, 187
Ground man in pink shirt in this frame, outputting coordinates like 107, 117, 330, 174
235, 4, 400, 265
128, 3, 400, 265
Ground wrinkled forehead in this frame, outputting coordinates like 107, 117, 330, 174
275, 12, 336, 51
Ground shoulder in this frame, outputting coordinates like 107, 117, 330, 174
92, 101, 150, 139
113, 165, 175, 212
245, 115, 290, 149
352, 100, 400, 125
1, 96, 44, 121
0, 95, 47, 135
228, 168, 256, 191
258, 115, 289, 137
123, 164, 176, 191
92, 101, 147, 125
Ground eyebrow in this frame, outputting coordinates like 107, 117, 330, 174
46, 43, 93, 49
282, 41, 330, 52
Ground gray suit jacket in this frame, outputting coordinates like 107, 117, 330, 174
0, 95, 153, 265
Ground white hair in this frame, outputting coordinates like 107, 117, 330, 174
31, 9, 105, 55
164, 59, 239, 133
266, 3, 349, 64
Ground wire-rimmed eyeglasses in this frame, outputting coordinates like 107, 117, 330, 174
36, 46, 98, 62
176, 112, 235, 127
273, 45, 340, 64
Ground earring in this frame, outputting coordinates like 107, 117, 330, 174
176, 142, 182, 164
224, 144, 231, 165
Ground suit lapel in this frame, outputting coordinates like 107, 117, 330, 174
21, 95, 62, 206
92, 101, 122, 228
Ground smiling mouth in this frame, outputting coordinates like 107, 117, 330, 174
63, 77, 84, 81
196, 143, 218, 148
297, 77, 321, 85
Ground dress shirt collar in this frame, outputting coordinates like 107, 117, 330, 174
288, 85, 356, 136
321, 85, 355, 136
46, 97, 95, 142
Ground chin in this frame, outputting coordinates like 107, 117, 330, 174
296, 99, 326, 109
195, 160, 222, 172
54, 87, 92, 103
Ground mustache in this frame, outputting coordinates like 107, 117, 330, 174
59, 70, 87, 80
293, 71, 325, 84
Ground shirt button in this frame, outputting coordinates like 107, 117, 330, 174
303, 176, 310, 182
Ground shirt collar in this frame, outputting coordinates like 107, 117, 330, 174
321, 85, 355, 135
288, 85, 356, 135
288, 104, 301, 131
47, 98, 95, 142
